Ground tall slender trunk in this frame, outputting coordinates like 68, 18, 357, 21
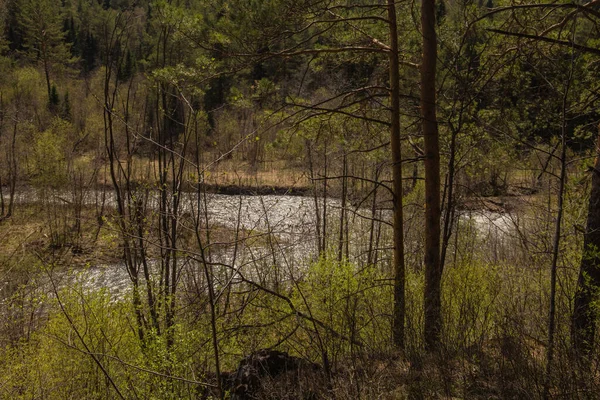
421, 0, 442, 350
308, 142, 322, 255
104, 62, 146, 343
367, 166, 380, 266
572, 125, 600, 357
193, 126, 223, 398
543, 71, 570, 400
0, 93, 4, 217
440, 128, 457, 270
388, 0, 406, 349
338, 152, 347, 264
7, 107, 18, 218
42, 41, 52, 103
323, 139, 328, 252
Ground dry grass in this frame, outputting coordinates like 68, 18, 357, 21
203, 159, 308, 188
0, 203, 120, 266
94, 155, 310, 190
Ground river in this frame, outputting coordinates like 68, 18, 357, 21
4, 189, 524, 297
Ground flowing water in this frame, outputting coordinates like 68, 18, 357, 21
5, 189, 525, 297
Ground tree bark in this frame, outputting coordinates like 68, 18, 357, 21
543, 57, 572, 399
421, 0, 442, 350
572, 125, 600, 357
387, 0, 406, 349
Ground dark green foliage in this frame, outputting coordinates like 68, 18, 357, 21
64, 16, 79, 57
48, 84, 59, 110
436, 0, 447, 24
7, 26, 22, 52
16, 0, 70, 59
117, 49, 134, 81
61, 90, 70, 120
204, 74, 232, 129
81, 32, 97, 72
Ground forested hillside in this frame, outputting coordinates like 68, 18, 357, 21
1, 0, 600, 398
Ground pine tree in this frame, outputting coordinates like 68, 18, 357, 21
62, 90, 71, 120
16, 0, 71, 103
118, 50, 134, 81
82, 32, 97, 72
65, 16, 79, 57
48, 84, 60, 111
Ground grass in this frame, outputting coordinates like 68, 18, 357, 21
91, 155, 311, 192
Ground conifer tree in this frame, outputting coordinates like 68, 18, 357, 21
16, 0, 71, 104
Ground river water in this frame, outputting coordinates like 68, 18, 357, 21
5, 189, 522, 297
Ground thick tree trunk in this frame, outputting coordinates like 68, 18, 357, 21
421, 0, 442, 350
572, 127, 600, 356
387, 0, 406, 349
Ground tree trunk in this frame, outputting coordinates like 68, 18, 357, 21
338, 152, 347, 264
367, 165, 380, 266
7, 107, 18, 219
387, 0, 406, 349
421, 0, 442, 350
543, 63, 572, 399
572, 126, 600, 357
307, 142, 322, 255
42, 41, 52, 103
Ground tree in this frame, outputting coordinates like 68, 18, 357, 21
472, 0, 600, 360
48, 83, 59, 110
572, 128, 600, 356
16, 0, 71, 105
421, 0, 442, 350
234, 0, 411, 349
387, 0, 407, 350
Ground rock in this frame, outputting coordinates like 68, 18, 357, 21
223, 349, 321, 400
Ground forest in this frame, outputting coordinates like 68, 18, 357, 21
1, 0, 600, 398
